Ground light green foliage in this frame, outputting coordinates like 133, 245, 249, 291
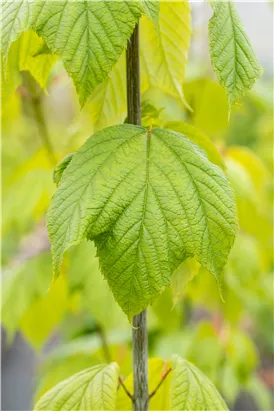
47, 124, 237, 319
82, 0, 191, 129
141, 1, 160, 27
53, 153, 75, 187
1, 30, 57, 116
209, 2, 263, 108
164, 121, 225, 170
2, 150, 54, 235
170, 355, 228, 410
19, 275, 69, 349
184, 78, 229, 138
1, 253, 52, 340
67, 241, 127, 331
35, 332, 131, 401
155, 322, 223, 383
140, 1, 191, 107
1, 1, 155, 106
8, 30, 57, 89
34, 363, 119, 411
85, 52, 126, 132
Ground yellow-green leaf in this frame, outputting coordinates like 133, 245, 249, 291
164, 121, 225, 170
140, 1, 191, 107
117, 358, 171, 410
34, 363, 120, 411
209, 1, 263, 108
170, 355, 229, 410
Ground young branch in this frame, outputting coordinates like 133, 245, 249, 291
118, 376, 134, 401
148, 367, 172, 399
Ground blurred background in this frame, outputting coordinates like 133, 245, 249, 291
1, 3, 273, 411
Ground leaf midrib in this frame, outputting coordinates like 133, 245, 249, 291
126, 130, 152, 316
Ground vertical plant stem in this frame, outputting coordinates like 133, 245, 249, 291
132, 310, 149, 411
126, 24, 141, 126
126, 23, 149, 411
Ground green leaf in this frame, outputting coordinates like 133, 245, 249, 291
67, 241, 127, 331
2, 1, 147, 106
35, 332, 131, 401
10, 30, 57, 90
85, 52, 127, 132
164, 121, 225, 170
34, 363, 119, 411
209, 1, 263, 108
170, 355, 229, 410
19, 275, 69, 349
140, 1, 191, 107
184, 78, 229, 138
1, 253, 52, 340
140, 1, 160, 27
53, 153, 75, 186
47, 124, 237, 320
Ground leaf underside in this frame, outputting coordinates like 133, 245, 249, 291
2, 1, 154, 106
170, 355, 229, 410
209, 1, 263, 107
34, 363, 119, 411
140, 1, 191, 106
47, 124, 237, 320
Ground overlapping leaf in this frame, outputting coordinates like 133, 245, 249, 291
170, 355, 228, 410
47, 124, 237, 319
86, 52, 126, 131
34, 363, 119, 411
1, 1, 158, 106
209, 1, 263, 107
140, 1, 191, 107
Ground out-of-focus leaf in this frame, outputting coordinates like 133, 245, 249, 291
184, 78, 229, 138
67, 241, 127, 331
227, 146, 269, 193
185, 322, 224, 383
1, 253, 52, 341
34, 363, 120, 411
171, 258, 200, 306
2, 150, 54, 235
225, 329, 258, 383
151, 288, 182, 331
20, 275, 69, 349
226, 157, 271, 243
35, 331, 131, 401
12, 30, 57, 89
247, 375, 273, 411
219, 363, 240, 404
